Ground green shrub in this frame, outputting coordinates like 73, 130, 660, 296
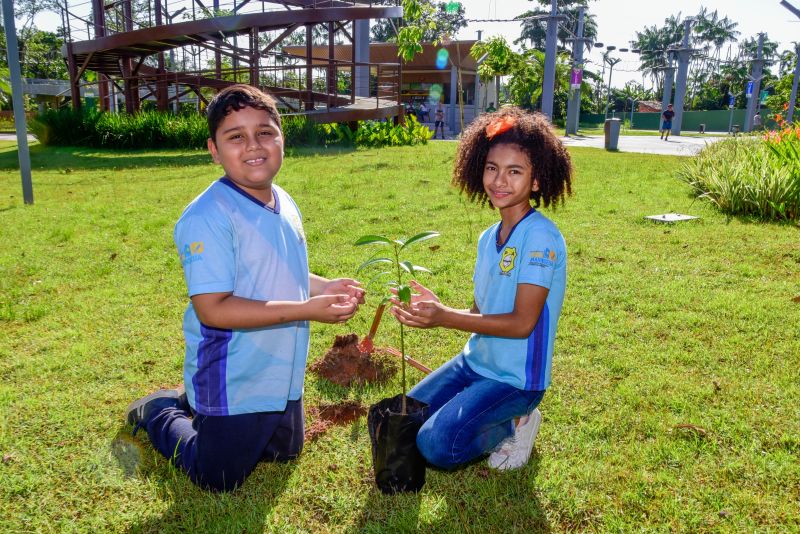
322, 115, 432, 148
32, 109, 431, 151
678, 135, 800, 221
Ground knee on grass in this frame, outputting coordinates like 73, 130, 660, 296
194, 467, 250, 493
416, 426, 467, 470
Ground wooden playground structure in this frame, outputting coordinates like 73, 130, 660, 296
59, 0, 404, 122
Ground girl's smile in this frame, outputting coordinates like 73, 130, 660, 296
483, 143, 539, 225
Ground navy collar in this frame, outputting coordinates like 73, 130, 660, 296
495, 207, 535, 252
219, 177, 280, 214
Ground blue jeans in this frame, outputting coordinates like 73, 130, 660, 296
145, 399, 303, 492
409, 354, 544, 470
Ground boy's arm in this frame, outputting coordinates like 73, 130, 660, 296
309, 273, 366, 302
192, 291, 358, 329
391, 283, 548, 339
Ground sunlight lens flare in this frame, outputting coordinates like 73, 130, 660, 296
436, 49, 449, 70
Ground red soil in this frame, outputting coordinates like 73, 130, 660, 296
310, 333, 398, 387
305, 400, 368, 442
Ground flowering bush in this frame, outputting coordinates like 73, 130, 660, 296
679, 120, 800, 221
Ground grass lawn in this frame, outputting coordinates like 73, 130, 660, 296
1, 140, 798, 532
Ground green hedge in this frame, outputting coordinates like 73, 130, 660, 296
31, 109, 431, 150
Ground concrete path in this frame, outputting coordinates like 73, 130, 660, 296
0, 133, 36, 142
559, 134, 725, 156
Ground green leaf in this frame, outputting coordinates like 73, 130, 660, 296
410, 265, 432, 274
356, 257, 393, 272
366, 271, 392, 286
354, 235, 393, 246
399, 231, 440, 250
398, 284, 412, 304
399, 260, 414, 274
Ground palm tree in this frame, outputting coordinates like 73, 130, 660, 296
515, 1, 597, 52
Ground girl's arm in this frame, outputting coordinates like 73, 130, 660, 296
191, 292, 359, 329
391, 281, 548, 339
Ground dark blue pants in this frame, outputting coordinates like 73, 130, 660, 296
145, 399, 304, 492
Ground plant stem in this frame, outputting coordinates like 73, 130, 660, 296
400, 323, 407, 415
394, 242, 407, 415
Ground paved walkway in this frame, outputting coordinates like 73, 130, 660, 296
0, 133, 36, 141
559, 134, 726, 156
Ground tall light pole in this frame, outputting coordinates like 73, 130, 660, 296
781, 1, 800, 123
540, 0, 559, 119
744, 34, 765, 133
566, 6, 590, 135
603, 51, 621, 119
671, 18, 695, 137
1, 0, 33, 204
660, 50, 677, 113
789, 43, 800, 124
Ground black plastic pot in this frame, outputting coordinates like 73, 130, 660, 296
367, 394, 428, 494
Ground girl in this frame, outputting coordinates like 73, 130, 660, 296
391, 107, 572, 470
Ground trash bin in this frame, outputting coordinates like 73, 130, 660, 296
604, 118, 621, 150
732, 124, 740, 136
698, 123, 706, 134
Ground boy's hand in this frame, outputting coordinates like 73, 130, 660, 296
389, 280, 440, 305
306, 294, 358, 323
390, 298, 449, 329
319, 278, 366, 305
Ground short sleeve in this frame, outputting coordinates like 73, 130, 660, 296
174, 212, 236, 297
517, 229, 560, 290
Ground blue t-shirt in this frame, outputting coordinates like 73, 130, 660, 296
174, 178, 310, 416
462, 209, 567, 391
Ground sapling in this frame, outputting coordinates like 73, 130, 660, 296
355, 231, 439, 414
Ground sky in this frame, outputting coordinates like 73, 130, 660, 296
453, 0, 800, 88
30, 0, 800, 89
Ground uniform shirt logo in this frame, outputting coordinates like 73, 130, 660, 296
180, 241, 204, 265
529, 248, 556, 267
499, 247, 517, 274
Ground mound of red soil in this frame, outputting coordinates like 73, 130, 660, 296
310, 333, 398, 387
305, 400, 368, 442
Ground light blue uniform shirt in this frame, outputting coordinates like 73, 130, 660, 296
463, 208, 567, 391
174, 178, 309, 416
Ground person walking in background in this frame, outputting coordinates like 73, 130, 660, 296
660, 104, 675, 141
753, 111, 762, 130
419, 102, 429, 123
434, 101, 445, 139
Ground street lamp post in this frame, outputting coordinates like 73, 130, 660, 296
603, 52, 621, 119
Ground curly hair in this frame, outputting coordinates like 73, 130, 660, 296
452, 107, 573, 209
206, 84, 282, 142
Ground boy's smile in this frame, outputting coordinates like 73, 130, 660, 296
483, 143, 539, 222
208, 106, 283, 205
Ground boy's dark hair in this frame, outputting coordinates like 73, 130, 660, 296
206, 84, 281, 141
453, 107, 573, 209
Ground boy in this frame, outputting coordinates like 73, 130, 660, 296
660, 103, 675, 140
126, 85, 364, 492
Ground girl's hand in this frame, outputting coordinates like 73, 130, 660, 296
320, 278, 366, 304
389, 280, 440, 305
390, 299, 449, 329
305, 294, 358, 323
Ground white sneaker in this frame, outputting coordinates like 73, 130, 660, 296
487, 408, 542, 470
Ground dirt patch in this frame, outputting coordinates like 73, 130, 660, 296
305, 400, 368, 442
310, 333, 398, 387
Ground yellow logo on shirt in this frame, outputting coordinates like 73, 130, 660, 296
499, 247, 517, 274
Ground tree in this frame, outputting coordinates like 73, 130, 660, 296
371, 0, 467, 43
506, 49, 572, 117
514, 0, 597, 52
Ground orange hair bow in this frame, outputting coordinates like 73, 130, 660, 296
485, 116, 516, 139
